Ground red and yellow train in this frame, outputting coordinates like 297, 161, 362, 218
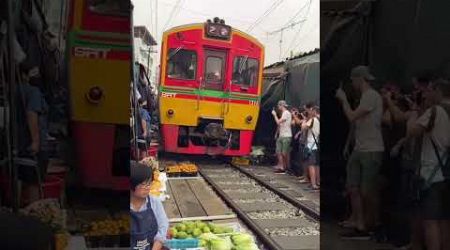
159, 18, 264, 156
67, 0, 131, 190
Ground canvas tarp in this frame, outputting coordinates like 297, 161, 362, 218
254, 52, 319, 149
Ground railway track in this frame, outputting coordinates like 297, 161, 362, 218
198, 164, 320, 250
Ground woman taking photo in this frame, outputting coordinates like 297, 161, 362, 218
130, 161, 169, 250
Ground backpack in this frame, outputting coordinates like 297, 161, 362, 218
427, 106, 450, 180
436, 103, 450, 179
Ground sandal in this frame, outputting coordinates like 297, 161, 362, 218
299, 179, 309, 184
338, 220, 355, 228
305, 185, 320, 191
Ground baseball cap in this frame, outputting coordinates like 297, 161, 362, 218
277, 100, 288, 107
351, 65, 375, 81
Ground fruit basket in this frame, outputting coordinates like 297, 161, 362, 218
166, 162, 198, 177
83, 214, 130, 248
164, 238, 200, 249
167, 221, 259, 250
231, 157, 250, 166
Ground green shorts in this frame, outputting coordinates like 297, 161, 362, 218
276, 137, 292, 154
346, 151, 383, 194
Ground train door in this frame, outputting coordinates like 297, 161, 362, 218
201, 49, 228, 117
202, 49, 227, 91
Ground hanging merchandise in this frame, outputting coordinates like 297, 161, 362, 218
13, 34, 26, 64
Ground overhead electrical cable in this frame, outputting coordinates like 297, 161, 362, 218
246, 0, 285, 33
282, 0, 312, 57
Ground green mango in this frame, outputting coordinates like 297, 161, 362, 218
203, 226, 211, 233
176, 224, 186, 232
193, 228, 202, 237
176, 232, 188, 239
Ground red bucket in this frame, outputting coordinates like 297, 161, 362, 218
47, 164, 68, 180
42, 176, 64, 199
148, 147, 158, 157
0, 174, 12, 203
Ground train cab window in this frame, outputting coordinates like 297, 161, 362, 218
167, 49, 197, 80
87, 0, 131, 16
232, 56, 259, 87
205, 57, 224, 83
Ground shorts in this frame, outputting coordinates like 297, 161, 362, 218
419, 181, 450, 220
346, 151, 383, 194
18, 151, 49, 183
303, 147, 318, 166
276, 137, 292, 154
137, 136, 151, 150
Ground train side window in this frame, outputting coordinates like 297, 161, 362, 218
232, 57, 259, 87
167, 49, 197, 80
87, 0, 131, 16
205, 56, 224, 83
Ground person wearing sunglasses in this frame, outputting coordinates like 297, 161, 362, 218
130, 161, 168, 250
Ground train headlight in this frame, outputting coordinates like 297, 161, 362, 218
167, 109, 174, 117
246, 115, 253, 124
86, 86, 103, 104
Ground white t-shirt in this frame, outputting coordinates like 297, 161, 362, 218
354, 88, 384, 152
279, 110, 292, 138
416, 105, 450, 183
306, 117, 320, 150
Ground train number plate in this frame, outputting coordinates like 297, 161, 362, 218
249, 100, 258, 105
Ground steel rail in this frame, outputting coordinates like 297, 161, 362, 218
229, 164, 320, 222
199, 168, 284, 250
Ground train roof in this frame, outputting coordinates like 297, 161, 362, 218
163, 23, 264, 49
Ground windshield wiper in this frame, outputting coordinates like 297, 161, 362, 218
238, 55, 248, 74
168, 45, 184, 60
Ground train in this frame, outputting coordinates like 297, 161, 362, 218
67, 0, 131, 190
158, 18, 264, 156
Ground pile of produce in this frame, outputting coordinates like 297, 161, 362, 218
199, 233, 259, 250
20, 199, 69, 250
140, 156, 159, 170
169, 221, 233, 239
168, 221, 259, 250
21, 199, 66, 232
166, 162, 198, 176
149, 169, 168, 200
84, 214, 130, 236
149, 169, 163, 196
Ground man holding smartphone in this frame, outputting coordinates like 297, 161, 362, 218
272, 100, 293, 174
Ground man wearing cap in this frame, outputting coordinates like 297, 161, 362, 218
272, 100, 293, 174
336, 65, 384, 239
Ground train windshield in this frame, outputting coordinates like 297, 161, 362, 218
232, 56, 258, 87
167, 49, 197, 80
87, 0, 131, 16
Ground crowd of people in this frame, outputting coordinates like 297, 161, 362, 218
133, 63, 157, 159
271, 99, 321, 190
335, 65, 450, 250
5, 0, 62, 205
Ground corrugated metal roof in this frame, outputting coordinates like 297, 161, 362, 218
134, 26, 157, 46
264, 48, 320, 69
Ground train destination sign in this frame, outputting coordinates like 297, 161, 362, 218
205, 21, 231, 40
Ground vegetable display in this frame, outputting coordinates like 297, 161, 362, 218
168, 221, 259, 250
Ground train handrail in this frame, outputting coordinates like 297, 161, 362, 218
225, 84, 231, 114
196, 77, 202, 110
